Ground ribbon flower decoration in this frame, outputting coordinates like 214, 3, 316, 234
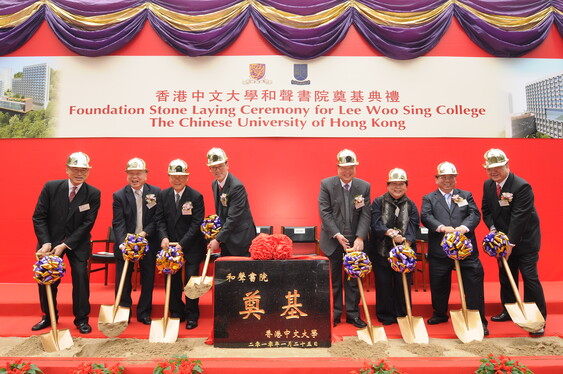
482, 231, 512, 258
441, 231, 473, 260
156, 244, 185, 275
343, 251, 372, 279
33, 255, 66, 285
120, 233, 149, 262
201, 214, 222, 240
388, 243, 417, 273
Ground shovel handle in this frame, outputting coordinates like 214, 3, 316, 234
45, 285, 59, 344
454, 260, 468, 316
162, 273, 172, 329
356, 277, 375, 343
501, 257, 526, 313
401, 273, 413, 320
113, 260, 130, 316
199, 246, 212, 284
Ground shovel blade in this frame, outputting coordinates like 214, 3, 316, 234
98, 304, 130, 323
397, 316, 429, 344
357, 326, 387, 345
40, 329, 73, 352
149, 317, 180, 343
506, 302, 545, 333
184, 276, 213, 300
450, 309, 484, 343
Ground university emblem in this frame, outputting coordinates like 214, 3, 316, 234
291, 64, 311, 85
249, 64, 266, 80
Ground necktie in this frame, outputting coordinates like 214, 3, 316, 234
135, 189, 143, 234
69, 186, 77, 202
445, 193, 451, 208
343, 184, 351, 226
175, 193, 180, 211
496, 184, 502, 198
344, 184, 350, 191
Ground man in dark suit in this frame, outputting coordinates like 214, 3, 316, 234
206, 148, 256, 257
319, 149, 370, 328
112, 157, 160, 325
481, 149, 546, 336
421, 162, 488, 335
155, 159, 206, 330
32, 152, 101, 334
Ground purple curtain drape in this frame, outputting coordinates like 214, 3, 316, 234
0, 0, 561, 58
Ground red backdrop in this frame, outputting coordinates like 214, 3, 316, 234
2, 19, 562, 283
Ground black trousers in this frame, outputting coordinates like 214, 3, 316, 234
114, 245, 156, 319
168, 259, 202, 321
38, 249, 90, 326
498, 250, 547, 319
328, 248, 360, 321
428, 255, 487, 325
373, 254, 410, 323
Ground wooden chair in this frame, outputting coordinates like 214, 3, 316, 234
414, 226, 429, 292
89, 226, 115, 286
281, 226, 319, 255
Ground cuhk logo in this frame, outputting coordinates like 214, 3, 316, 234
291, 64, 310, 85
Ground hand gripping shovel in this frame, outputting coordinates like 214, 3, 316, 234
184, 245, 212, 299
98, 260, 130, 337
450, 259, 484, 343
501, 257, 545, 333
397, 272, 429, 344
356, 277, 387, 344
40, 284, 74, 352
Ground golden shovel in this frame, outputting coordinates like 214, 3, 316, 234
98, 259, 130, 337
450, 259, 484, 343
356, 277, 387, 344
501, 257, 545, 333
397, 272, 429, 344
40, 284, 73, 352
184, 246, 212, 300
149, 272, 180, 343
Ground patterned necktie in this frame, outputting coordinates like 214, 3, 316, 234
496, 184, 502, 198
69, 186, 77, 202
445, 193, 451, 208
135, 189, 143, 234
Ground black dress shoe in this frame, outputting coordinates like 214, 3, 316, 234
381, 320, 396, 326
529, 328, 545, 337
31, 317, 53, 331
137, 316, 152, 325
346, 317, 367, 328
77, 322, 92, 334
186, 320, 198, 330
427, 316, 449, 325
491, 311, 511, 322
483, 326, 489, 336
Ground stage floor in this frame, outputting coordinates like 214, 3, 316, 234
1, 281, 562, 373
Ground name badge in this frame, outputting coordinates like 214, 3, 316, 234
498, 200, 510, 207
146, 202, 156, 209
456, 200, 468, 207
79, 204, 90, 212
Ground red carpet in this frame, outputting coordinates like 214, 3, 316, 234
1, 280, 562, 373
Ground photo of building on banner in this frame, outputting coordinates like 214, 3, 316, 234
0, 56, 561, 138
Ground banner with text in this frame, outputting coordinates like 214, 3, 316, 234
2, 56, 561, 138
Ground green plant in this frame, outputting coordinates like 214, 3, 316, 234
0, 360, 42, 374
351, 359, 403, 374
69, 363, 124, 374
153, 355, 203, 374
475, 354, 533, 374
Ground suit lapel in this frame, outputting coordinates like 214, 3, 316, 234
125, 187, 136, 223
436, 190, 450, 213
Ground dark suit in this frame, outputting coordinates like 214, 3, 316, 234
319, 176, 371, 321
369, 192, 419, 324
482, 172, 546, 318
32, 179, 101, 326
156, 186, 206, 321
112, 183, 161, 320
213, 173, 256, 257
421, 188, 486, 325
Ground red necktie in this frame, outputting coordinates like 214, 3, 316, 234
69, 186, 77, 202
496, 184, 501, 198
